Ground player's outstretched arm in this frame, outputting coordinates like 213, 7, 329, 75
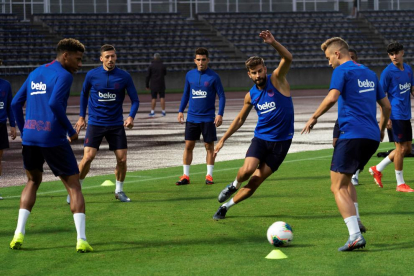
301, 89, 340, 134
214, 93, 253, 156
377, 96, 391, 142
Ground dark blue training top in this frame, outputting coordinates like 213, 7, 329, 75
330, 61, 386, 141
12, 60, 76, 147
0, 78, 15, 126
80, 66, 140, 126
178, 68, 226, 123
250, 75, 294, 142
380, 63, 413, 120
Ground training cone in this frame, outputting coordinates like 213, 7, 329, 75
101, 180, 115, 186
265, 249, 288, 259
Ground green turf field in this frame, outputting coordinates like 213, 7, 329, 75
1, 144, 413, 275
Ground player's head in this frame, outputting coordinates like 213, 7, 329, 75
349, 48, 358, 62
387, 41, 404, 65
194, 47, 209, 71
321, 37, 350, 69
100, 44, 117, 71
56, 38, 85, 74
245, 56, 267, 88
154, 53, 161, 60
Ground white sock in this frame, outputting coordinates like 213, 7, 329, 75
115, 180, 123, 193
79, 179, 84, 186
354, 203, 360, 220
344, 215, 360, 236
377, 156, 392, 172
151, 110, 154, 113
183, 165, 190, 176
73, 213, 86, 240
207, 165, 214, 177
353, 170, 360, 179
223, 198, 236, 210
15, 209, 31, 235
395, 170, 405, 185
231, 178, 242, 189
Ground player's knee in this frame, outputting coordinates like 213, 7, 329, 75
117, 158, 127, 167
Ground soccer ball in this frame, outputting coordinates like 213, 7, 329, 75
267, 221, 293, 247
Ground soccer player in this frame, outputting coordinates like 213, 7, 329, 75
146, 53, 167, 117
68, 44, 139, 203
332, 48, 360, 185
212, 30, 293, 220
0, 78, 16, 179
10, 38, 93, 252
302, 37, 391, 251
176, 47, 226, 185
369, 41, 414, 192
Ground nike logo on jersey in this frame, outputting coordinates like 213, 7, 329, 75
358, 79, 375, 93
399, 82, 411, 94
30, 81, 47, 95
192, 89, 207, 99
98, 91, 116, 101
257, 101, 276, 114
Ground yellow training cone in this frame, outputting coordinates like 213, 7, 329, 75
265, 249, 288, 259
101, 180, 115, 186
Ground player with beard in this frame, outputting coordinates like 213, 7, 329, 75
212, 30, 294, 220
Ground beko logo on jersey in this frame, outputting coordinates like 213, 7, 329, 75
358, 79, 375, 88
399, 82, 411, 94
30, 81, 47, 95
192, 89, 207, 98
257, 102, 276, 114
98, 91, 116, 101
0, 102, 4, 109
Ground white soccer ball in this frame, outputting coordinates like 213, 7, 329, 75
267, 221, 293, 247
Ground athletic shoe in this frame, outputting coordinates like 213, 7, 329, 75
10, 233, 24, 250
76, 239, 93, 253
67, 194, 71, 204
176, 175, 190, 185
149, 112, 155, 117
161, 111, 166, 117
396, 184, 414, 193
213, 206, 227, 220
0, 195, 3, 200
338, 234, 366, 251
351, 176, 359, 186
218, 183, 238, 203
369, 166, 383, 188
358, 220, 366, 233
115, 191, 131, 202
205, 174, 214, 185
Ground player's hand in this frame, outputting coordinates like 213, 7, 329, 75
386, 119, 392, 129
214, 139, 224, 158
214, 115, 223, 127
259, 30, 276, 45
178, 112, 184, 124
68, 132, 78, 143
75, 117, 86, 133
124, 116, 134, 129
301, 117, 317, 134
10, 127, 16, 140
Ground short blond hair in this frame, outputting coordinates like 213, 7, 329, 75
321, 37, 349, 53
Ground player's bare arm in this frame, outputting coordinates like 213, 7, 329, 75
10, 127, 16, 140
259, 30, 293, 96
377, 96, 391, 142
214, 92, 253, 156
214, 115, 223, 127
75, 116, 86, 133
68, 132, 78, 143
124, 116, 134, 129
178, 112, 184, 124
301, 89, 340, 134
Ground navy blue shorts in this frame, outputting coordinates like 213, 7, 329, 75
246, 137, 292, 172
0, 123, 9, 150
185, 121, 217, 143
333, 119, 340, 139
84, 125, 127, 151
331, 138, 379, 174
391, 120, 412, 143
22, 143, 79, 176
151, 90, 165, 99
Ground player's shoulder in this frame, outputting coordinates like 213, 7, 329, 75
115, 67, 132, 78
403, 63, 413, 72
0, 78, 11, 88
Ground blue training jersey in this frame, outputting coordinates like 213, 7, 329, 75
80, 66, 140, 126
380, 63, 413, 120
330, 61, 386, 141
250, 75, 294, 142
178, 68, 226, 123
11, 60, 76, 147
0, 78, 15, 126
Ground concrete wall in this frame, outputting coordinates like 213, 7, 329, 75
5, 66, 385, 94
